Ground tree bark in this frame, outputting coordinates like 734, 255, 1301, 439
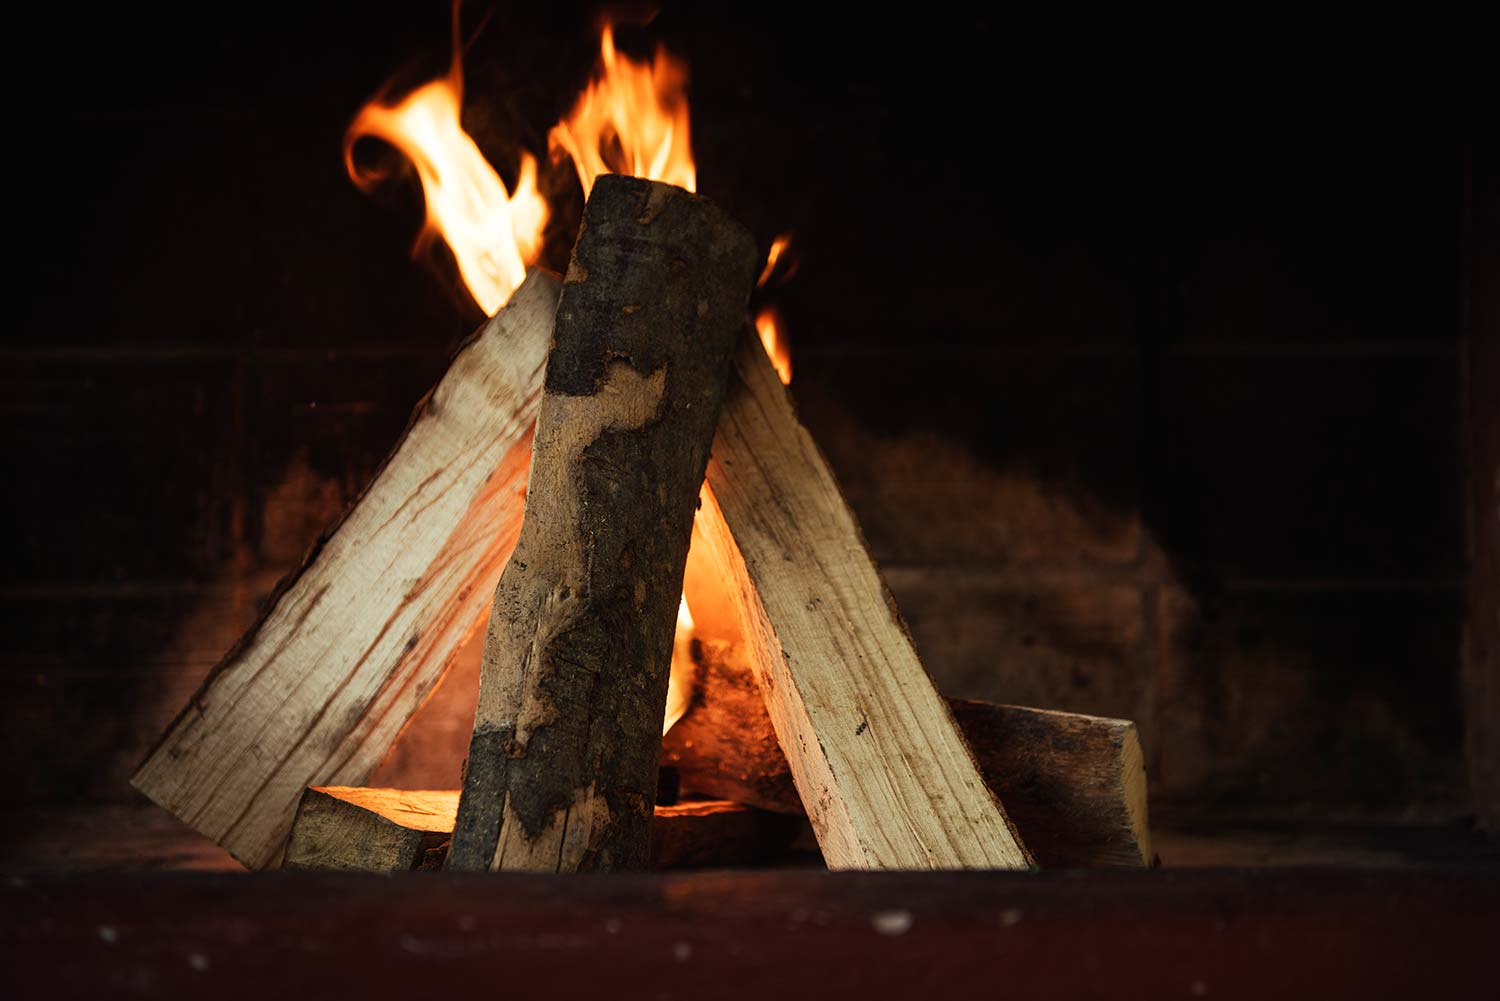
448, 176, 758, 872
132, 271, 561, 869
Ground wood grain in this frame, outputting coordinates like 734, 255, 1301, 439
448, 176, 758, 872
131, 271, 561, 869
662, 636, 1150, 866
692, 329, 1031, 869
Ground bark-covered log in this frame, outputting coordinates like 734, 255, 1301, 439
286, 787, 802, 872
689, 329, 1030, 869
285, 788, 455, 873
448, 176, 758, 872
132, 272, 561, 870
662, 636, 1151, 867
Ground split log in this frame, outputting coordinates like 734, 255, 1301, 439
131, 271, 562, 870
286, 787, 803, 872
947, 700, 1151, 867
690, 330, 1031, 869
663, 640, 1150, 867
448, 176, 758, 872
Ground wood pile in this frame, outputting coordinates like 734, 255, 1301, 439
134, 176, 1152, 873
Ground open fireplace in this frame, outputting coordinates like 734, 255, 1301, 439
3, 2, 1497, 997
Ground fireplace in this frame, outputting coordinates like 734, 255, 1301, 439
3, 1, 1496, 994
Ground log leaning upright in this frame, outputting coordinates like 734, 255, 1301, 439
694, 330, 1033, 869
448, 176, 758, 872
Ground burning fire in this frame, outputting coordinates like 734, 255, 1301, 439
755, 234, 796, 384
344, 56, 548, 316
550, 25, 697, 197
663, 598, 695, 735
755, 307, 793, 385
347, 21, 796, 733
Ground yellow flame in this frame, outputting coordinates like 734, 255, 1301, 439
758, 233, 794, 287
345, 61, 548, 316
664, 597, 696, 734
755, 307, 793, 385
549, 24, 697, 197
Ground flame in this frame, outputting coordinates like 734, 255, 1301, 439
757, 234, 795, 288
663, 597, 695, 734
755, 307, 793, 385
549, 25, 696, 197
346, 25, 797, 739
345, 59, 548, 316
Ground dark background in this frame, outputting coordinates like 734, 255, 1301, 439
3, 3, 1493, 838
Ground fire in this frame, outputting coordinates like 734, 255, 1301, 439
755, 307, 793, 385
549, 24, 697, 197
757, 234, 795, 288
345, 58, 548, 316
663, 597, 695, 734
755, 233, 796, 384
347, 22, 797, 737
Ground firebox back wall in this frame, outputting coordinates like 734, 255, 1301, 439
1, 3, 1473, 827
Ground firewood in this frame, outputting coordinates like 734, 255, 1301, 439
284, 788, 455, 873
286, 787, 802, 871
947, 700, 1151, 867
690, 329, 1031, 869
662, 639, 1151, 867
447, 176, 758, 872
131, 271, 562, 870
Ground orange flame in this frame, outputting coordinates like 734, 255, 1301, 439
346, 24, 796, 737
754, 233, 795, 384
755, 307, 793, 385
758, 234, 795, 288
549, 25, 697, 197
345, 59, 548, 316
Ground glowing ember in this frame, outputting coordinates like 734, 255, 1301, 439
549, 24, 697, 197
345, 57, 548, 316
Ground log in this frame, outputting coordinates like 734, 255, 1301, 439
447, 176, 758, 872
131, 271, 561, 870
286, 787, 803, 872
662, 636, 1151, 867
285, 788, 455, 872
947, 700, 1150, 868
690, 329, 1031, 869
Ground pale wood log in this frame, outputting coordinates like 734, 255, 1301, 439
448, 176, 758, 873
691, 329, 1031, 869
286, 787, 802, 871
662, 634, 1150, 866
131, 271, 562, 870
